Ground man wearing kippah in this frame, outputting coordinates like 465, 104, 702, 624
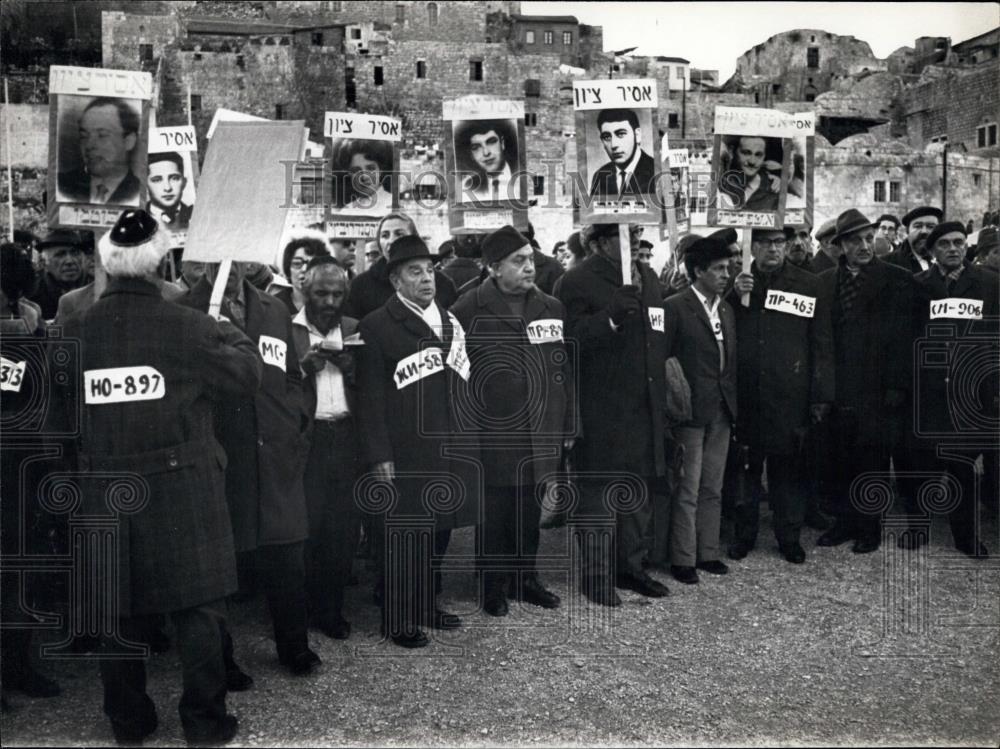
451, 225, 574, 616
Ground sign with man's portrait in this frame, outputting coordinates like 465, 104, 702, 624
573, 79, 662, 225
783, 133, 814, 229
443, 96, 528, 234
147, 126, 199, 243
47, 66, 153, 230
324, 111, 401, 237
665, 147, 691, 235
707, 106, 815, 229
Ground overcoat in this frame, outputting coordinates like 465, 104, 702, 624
726, 260, 834, 454
176, 278, 310, 551
556, 253, 668, 477
884, 239, 929, 276
817, 257, 914, 446
911, 262, 999, 440
344, 256, 457, 320
662, 287, 739, 427
356, 295, 481, 529
53, 278, 262, 616
450, 279, 577, 488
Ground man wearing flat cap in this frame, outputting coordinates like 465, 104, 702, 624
885, 206, 943, 275
29, 229, 92, 319
662, 235, 738, 585
557, 222, 671, 606
815, 208, 915, 554
47, 209, 261, 745
451, 225, 576, 616
356, 235, 480, 647
805, 218, 839, 275
976, 226, 1000, 273
905, 221, 998, 558
726, 228, 834, 565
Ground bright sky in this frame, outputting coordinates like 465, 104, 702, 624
521, 2, 1000, 80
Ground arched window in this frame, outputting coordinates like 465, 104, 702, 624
427, 2, 438, 26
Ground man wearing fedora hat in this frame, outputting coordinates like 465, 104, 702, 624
48, 209, 261, 745
356, 235, 480, 647
906, 221, 998, 558
451, 225, 575, 617
885, 205, 943, 275
815, 208, 915, 554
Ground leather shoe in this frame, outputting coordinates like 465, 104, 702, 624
816, 523, 853, 547
9, 668, 61, 698
280, 648, 321, 676
896, 529, 928, 551
484, 592, 509, 617
779, 542, 806, 564
727, 541, 752, 560
185, 714, 238, 747
388, 629, 429, 648
225, 665, 253, 692
421, 609, 462, 630
616, 572, 670, 597
315, 615, 351, 640
514, 577, 561, 609
955, 540, 989, 559
852, 537, 880, 554
582, 579, 621, 607
696, 560, 729, 575
670, 565, 699, 585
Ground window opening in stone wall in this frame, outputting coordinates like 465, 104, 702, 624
350, 28, 361, 39
190, 94, 202, 111
668, 113, 679, 128
374, 66, 384, 85
977, 123, 998, 147
524, 79, 541, 97
236, 54, 245, 70
973, 173, 982, 187
889, 181, 900, 202
330, 1, 342, 10
396, 4, 405, 22
416, 60, 426, 78
312, 31, 323, 46
345, 66, 356, 107
428, 2, 438, 26
525, 112, 538, 126
470, 59, 483, 81
874, 180, 885, 203
533, 175, 545, 195
544, 31, 553, 45
563, 31, 572, 46
675, 66, 684, 79
807, 47, 819, 68
275, 104, 285, 119
526, 30, 535, 44
139, 44, 153, 63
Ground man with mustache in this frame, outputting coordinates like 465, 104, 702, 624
885, 206, 942, 275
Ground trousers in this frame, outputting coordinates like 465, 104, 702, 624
572, 476, 654, 584
480, 483, 542, 593
731, 449, 805, 547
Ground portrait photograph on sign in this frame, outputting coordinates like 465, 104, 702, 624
147, 127, 199, 237
328, 137, 397, 216
451, 117, 523, 204
782, 134, 814, 228
54, 95, 146, 208
709, 133, 791, 227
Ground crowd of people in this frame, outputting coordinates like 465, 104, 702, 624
1, 202, 998, 745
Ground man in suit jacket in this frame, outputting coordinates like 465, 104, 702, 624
589, 108, 656, 201
451, 226, 575, 617
57, 98, 142, 206
48, 210, 260, 745
356, 236, 480, 647
177, 263, 319, 677
909, 222, 998, 558
556, 222, 671, 606
662, 235, 738, 585
815, 209, 915, 554
290, 259, 362, 640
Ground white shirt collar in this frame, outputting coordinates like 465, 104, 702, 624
397, 293, 443, 339
691, 284, 720, 314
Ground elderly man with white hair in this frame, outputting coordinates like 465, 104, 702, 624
49, 209, 261, 745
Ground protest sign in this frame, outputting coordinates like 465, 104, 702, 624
324, 110, 401, 238
147, 125, 199, 244
572, 79, 662, 226
661, 141, 691, 242
783, 133, 815, 229
47, 66, 153, 230
442, 95, 528, 234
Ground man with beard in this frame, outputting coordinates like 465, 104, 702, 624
29, 230, 91, 319
786, 224, 814, 269
885, 206, 942, 275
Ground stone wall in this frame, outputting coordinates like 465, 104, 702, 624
904, 64, 1000, 152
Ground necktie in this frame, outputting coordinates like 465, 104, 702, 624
618, 169, 628, 198
491, 178, 499, 201
95, 184, 109, 204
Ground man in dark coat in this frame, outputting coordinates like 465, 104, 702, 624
29, 230, 91, 319
815, 209, 915, 554
885, 206, 942, 275
556, 222, 671, 606
805, 218, 839, 275
356, 236, 480, 647
177, 263, 319, 676
49, 210, 260, 745
290, 259, 362, 640
907, 221, 998, 558
440, 235, 484, 290
726, 228, 834, 564
662, 236, 739, 585
451, 226, 576, 616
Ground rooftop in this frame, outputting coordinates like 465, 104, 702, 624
510, 14, 579, 24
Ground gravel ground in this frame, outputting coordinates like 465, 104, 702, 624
3, 511, 998, 747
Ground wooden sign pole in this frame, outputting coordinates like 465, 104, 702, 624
208, 257, 232, 321
4, 78, 13, 241
619, 224, 632, 286
740, 228, 753, 307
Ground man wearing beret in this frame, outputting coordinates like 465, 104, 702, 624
48, 209, 261, 745
177, 259, 320, 677
356, 236, 479, 646
451, 225, 575, 616
557, 222, 671, 605
905, 222, 998, 557
29, 229, 92, 319
726, 228, 834, 564
815, 209, 915, 554
885, 206, 942, 275
805, 218, 839, 275
662, 235, 738, 584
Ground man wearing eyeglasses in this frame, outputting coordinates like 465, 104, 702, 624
726, 228, 834, 565
885, 206, 942, 275
815, 209, 915, 554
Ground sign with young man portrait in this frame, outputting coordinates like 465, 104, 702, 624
147, 125, 199, 241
